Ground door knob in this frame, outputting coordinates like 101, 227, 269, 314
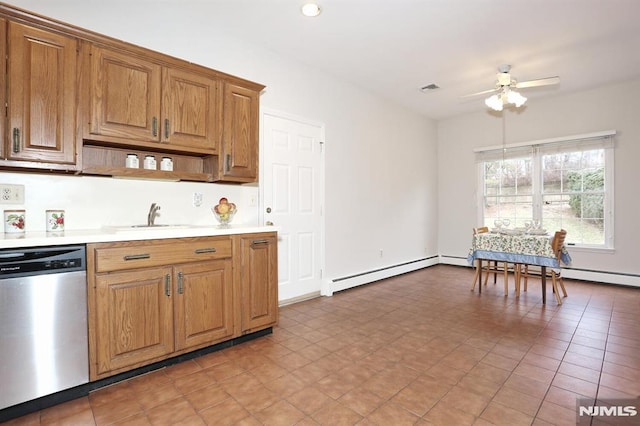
266, 221, 274, 226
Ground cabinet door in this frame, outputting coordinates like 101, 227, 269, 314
161, 68, 219, 151
6, 21, 77, 164
93, 267, 174, 377
237, 234, 278, 332
89, 46, 161, 142
174, 260, 234, 351
0, 18, 5, 161
219, 82, 259, 182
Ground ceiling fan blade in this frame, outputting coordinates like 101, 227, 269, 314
515, 76, 560, 89
460, 88, 497, 98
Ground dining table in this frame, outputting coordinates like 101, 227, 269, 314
467, 229, 572, 304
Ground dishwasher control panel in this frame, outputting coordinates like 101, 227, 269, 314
0, 246, 86, 278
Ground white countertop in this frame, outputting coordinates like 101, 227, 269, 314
0, 225, 277, 249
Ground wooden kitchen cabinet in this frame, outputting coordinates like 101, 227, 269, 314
87, 236, 234, 380
1, 3, 265, 183
1, 20, 79, 169
234, 233, 279, 333
87, 46, 161, 143
0, 18, 4, 161
87, 233, 277, 381
174, 260, 234, 351
92, 266, 175, 377
86, 45, 220, 153
216, 82, 260, 183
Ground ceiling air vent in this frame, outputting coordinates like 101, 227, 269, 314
420, 84, 440, 93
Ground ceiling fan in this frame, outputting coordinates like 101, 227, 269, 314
463, 64, 560, 111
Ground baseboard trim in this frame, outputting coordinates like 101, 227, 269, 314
279, 291, 321, 307
327, 256, 439, 295
438, 255, 640, 288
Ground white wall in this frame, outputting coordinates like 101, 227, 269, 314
5, 1, 439, 296
0, 172, 258, 230
438, 79, 640, 282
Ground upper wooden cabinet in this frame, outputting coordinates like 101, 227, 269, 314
88, 46, 161, 143
2, 20, 78, 169
0, 4, 264, 182
87, 45, 220, 153
216, 82, 260, 183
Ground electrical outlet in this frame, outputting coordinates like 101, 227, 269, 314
193, 192, 203, 207
379, 249, 384, 258
0, 184, 25, 204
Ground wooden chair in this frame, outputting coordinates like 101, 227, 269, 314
471, 226, 513, 294
517, 229, 568, 304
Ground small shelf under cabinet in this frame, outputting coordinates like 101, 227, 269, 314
82, 145, 216, 182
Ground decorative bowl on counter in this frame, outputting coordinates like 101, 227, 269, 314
212, 197, 237, 227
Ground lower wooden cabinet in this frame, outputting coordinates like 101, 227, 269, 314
93, 267, 175, 377
234, 233, 279, 334
87, 233, 276, 381
174, 260, 234, 351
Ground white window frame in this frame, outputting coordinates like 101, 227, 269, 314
475, 130, 615, 250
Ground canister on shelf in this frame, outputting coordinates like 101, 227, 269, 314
125, 154, 139, 168
160, 157, 173, 171
143, 155, 157, 170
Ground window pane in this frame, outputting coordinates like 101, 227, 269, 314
483, 158, 533, 228
483, 195, 532, 229
542, 193, 604, 245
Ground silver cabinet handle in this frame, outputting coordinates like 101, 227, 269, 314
12, 128, 20, 153
251, 239, 269, 245
164, 119, 170, 139
152, 117, 158, 137
225, 154, 231, 172
164, 274, 171, 296
177, 271, 184, 294
123, 253, 151, 261
194, 248, 217, 254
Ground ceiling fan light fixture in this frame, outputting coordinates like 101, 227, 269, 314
507, 90, 527, 107
301, 2, 321, 17
485, 94, 503, 111
485, 88, 526, 111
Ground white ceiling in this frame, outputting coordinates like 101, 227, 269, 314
15, 0, 640, 120
197, 0, 640, 120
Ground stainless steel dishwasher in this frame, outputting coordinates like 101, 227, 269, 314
0, 245, 88, 410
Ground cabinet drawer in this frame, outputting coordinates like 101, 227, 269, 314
92, 237, 232, 273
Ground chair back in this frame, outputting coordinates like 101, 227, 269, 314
473, 226, 489, 235
552, 229, 567, 262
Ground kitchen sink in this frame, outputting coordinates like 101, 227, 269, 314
129, 224, 189, 229
105, 224, 192, 232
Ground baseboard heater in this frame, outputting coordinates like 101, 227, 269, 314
328, 256, 439, 295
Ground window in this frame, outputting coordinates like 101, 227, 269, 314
476, 131, 614, 248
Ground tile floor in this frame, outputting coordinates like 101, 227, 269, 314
2, 265, 639, 426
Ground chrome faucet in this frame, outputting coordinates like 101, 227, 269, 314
147, 203, 161, 226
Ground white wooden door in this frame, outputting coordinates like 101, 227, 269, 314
261, 111, 324, 302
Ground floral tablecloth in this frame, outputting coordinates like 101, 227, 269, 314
467, 232, 572, 268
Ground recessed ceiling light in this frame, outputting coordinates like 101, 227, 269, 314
301, 3, 321, 17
